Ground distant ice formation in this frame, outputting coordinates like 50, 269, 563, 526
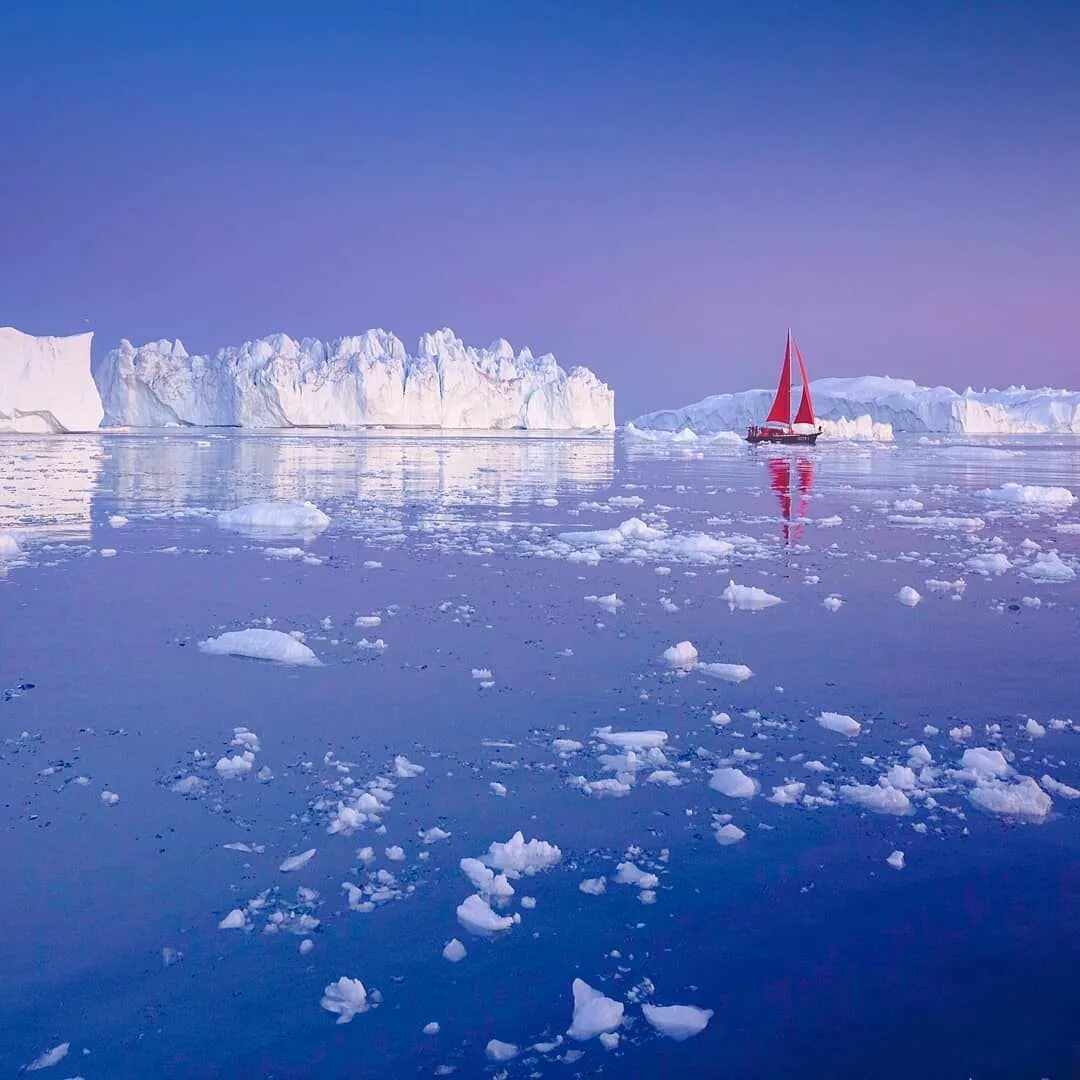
0, 327, 103, 432
632, 375, 1080, 439
95, 328, 614, 430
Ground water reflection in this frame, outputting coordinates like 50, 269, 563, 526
768, 455, 814, 544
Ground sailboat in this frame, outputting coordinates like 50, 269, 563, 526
746, 330, 822, 445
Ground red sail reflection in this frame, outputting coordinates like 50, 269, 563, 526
768, 456, 815, 543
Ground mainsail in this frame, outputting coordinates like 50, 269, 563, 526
764, 331, 793, 426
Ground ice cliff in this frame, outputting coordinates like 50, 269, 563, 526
0, 327, 104, 433
94, 328, 615, 431
632, 375, 1080, 439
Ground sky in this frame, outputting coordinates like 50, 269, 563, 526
2, 1, 1078, 418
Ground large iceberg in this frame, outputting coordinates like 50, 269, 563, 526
0, 327, 104, 433
632, 375, 1080, 438
95, 328, 614, 430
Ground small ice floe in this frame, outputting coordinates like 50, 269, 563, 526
485, 1039, 519, 1062
320, 976, 372, 1023
823, 595, 844, 611
768, 782, 806, 805
386, 845, 405, 861
886, 850, 906, 870
100, 789, 120, 805
567, 979, 624, 1040
198, 628, 322, 666
614, 861, 659, 889
896, 585, 922, 606
0, 532, 21, 558
108, 514, 128, 527
479, 831, 562, 875
713, 822, 746, 845
442, 938, 467, 962
471, 667, 495, 688
697, 662, 753, 683
1025, 718, 1046, 738
966, 553, 1011, 575
817, 711, 861, 737
215, 751, 255, 779
420, 826, 451, 844
709, 767, 759, 798
954, 747, 1053, 822
839, 783, 912, 815
662, 641, 698, 669
579, 877, 607, 895
489, 781, 507, 797
1041, 775, 1080, 799
219, 908, 247, 930
280, 849, 317, 873
642, 1003, 713, 1041
393, 755, 425, 778
1025, 551, 1075, 582
722, 580, 781, 611
23, 1041, 70, 1071
586, 593, 623, 612
217, 500, 330, 538
456, 894, 520, 934
976, 483, 1075, 507
354, 614, 382, 628
593, 726, 667, 749
423, 1021, 440, 1036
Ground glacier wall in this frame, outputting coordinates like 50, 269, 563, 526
0, 327, 104, 433
95, 328, 615, 431
632, 376, 1080, 438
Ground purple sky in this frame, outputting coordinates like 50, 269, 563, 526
2, 2, 1078, 417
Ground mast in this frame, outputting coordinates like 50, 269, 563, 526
764, 330, 793, 428
792, 337, 816, 427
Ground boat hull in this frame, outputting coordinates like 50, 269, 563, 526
745, 428, 820, 446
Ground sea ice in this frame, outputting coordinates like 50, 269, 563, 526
320, 977, 371, 1023
199, 628, 322, 666
817, 712, 861, 737
709, 767, 759, 798
567, 979, 624, 1040
641, 1003, 714, 1041
722, 580, 782, 611
216, 500, 330, 537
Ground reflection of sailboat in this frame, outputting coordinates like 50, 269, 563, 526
768, 456, 814, 543
747, 330, 822, 445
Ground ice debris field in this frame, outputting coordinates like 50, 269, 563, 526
1, 429, 1079, 1077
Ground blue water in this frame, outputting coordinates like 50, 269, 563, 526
1, 431, 1077, 1078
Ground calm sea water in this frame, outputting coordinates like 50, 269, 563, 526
1, 431, 1077, 1078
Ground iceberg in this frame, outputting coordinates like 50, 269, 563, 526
95, 327, 614, 430
1, 327, 104, 433
632, 375, 1080, 437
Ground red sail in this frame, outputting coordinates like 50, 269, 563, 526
793, 339, 816, 426
764, 333, 792, 426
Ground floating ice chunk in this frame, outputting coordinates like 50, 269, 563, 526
960, 747, 1010, 778
817, 712, 861, 737
713, 823, 746, 845
320, 977, 371, 1023
885, 765, 917, 790
386, 845, 405, 861
586, 593, 624, 612
460, 858, 515, 900
108, 514, 128, 528
839, 783, 913, 815
722, 580, 781, 611
593, 726, 668, 749
423, 1021, 440, 1035
968, 777, 1052, 821
976, 483, 1075, 506
23, 1041, 70, 1071
886, 850, 906, 870
1025, 551, 1075, 582
215, 751, 255, 779
896, 586, 922, 606
442, 938, 467, 962
662, 640, 698, 669
485, 1039, 519, 1062
100, 789, 120, 805
217, 500, 330, 537
0, 532, 21, 558
1041, 774, 1080, 799
456, 894, 520, 934
199, 628, 321, 666
823, 595, 844, 611
393, 755, 425, 778
614, 861, 659, 889
966, 553, 1011, 575
420, 826, 451, 844
642, 1003, 713, 1041
480, 831, 561, 875
559, 517, 665, 547
219, 908, 247, 930
646, 769, 683, 786
697, 662, 753, 683
171, 774, 206, 796
1025, 718, 1046, 738
489, 781, 507, 797
709, 767, 759, 798
768, 782, 805, 805
567, 978, 624, 1040
579, 877, 607, 895
280, 849, 317, 873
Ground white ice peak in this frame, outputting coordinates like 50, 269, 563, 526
633, 374, 1080, 436
94, 327, 615, 430
0, 327, 104, 433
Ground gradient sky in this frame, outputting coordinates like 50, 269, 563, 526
2, 1, 1078, 417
